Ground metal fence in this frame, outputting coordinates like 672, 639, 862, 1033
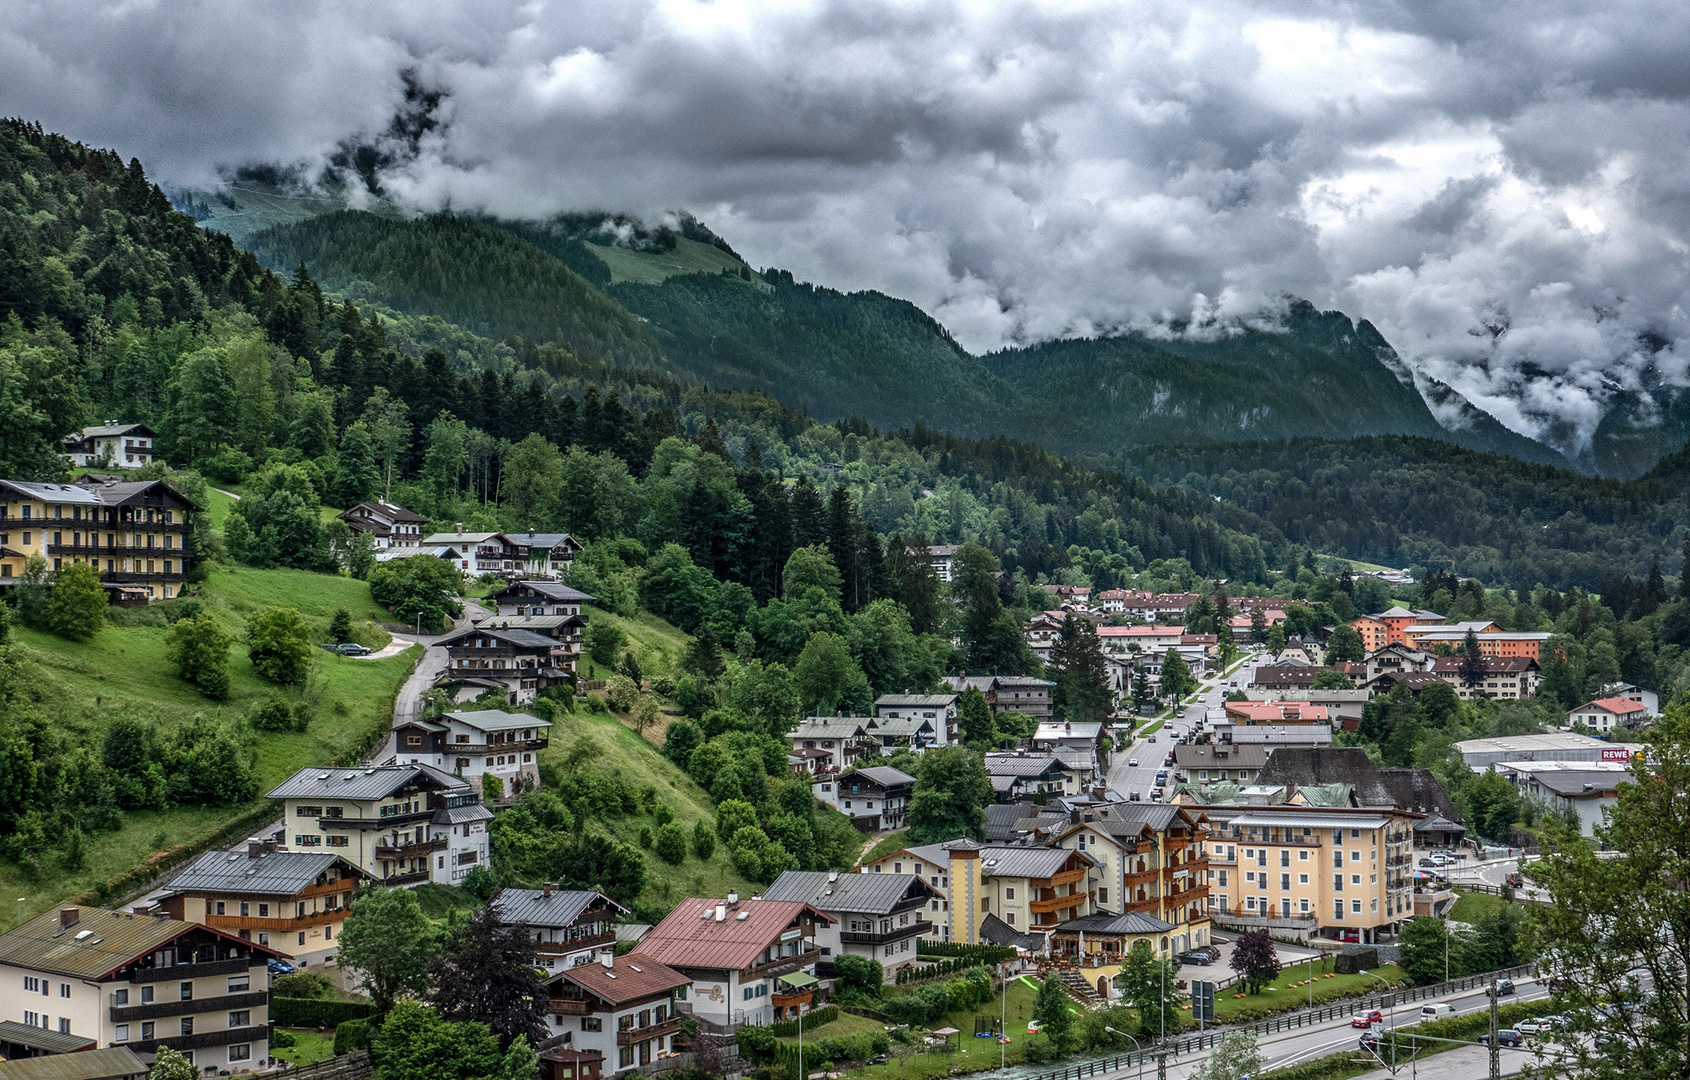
1014, 964, 1534, 1080
255, 1050, 372, 1080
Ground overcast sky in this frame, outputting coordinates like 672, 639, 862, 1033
5, 0, 1689, 454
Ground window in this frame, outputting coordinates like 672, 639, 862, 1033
23, 1012, 37, 1026
240, 902, 250, 917
1333, 900, 1344, 920
1333, 874, 1343, 892
1352, 899, 1363, 913
215, 901, 227, 915
23, 977, 40, 993
141, 1022, 155, 1041
327, 835, 349, 847
180, 1018, 194, 1037
296, 806, 323, 818
228, 977, 249, 994
1004, 887, 1015, 900
1097, 888, 1108, 904
58, 1018, 69, 1034
180, 982, 194, 1002
229, 1045, 251, 1063
59, 984, 68, 998
1245, 872, 1255, 883
115, 1024, 130, 1043
1006, 913, 1015, 925
229, 1010, 251, 1028
1280, 850, 1289, 867
1298, 873, 1309, 884
1299, 898, 1310, 913
295, 834, 322, 847
1299, 850, 1309, 862
1280, 873, 1290, 891
620, 1047, 636, 1068
1351, 874, 1361, 886
113, 989, 129, 1006
1351, 851, 1361, 863
1218, 870, 1227, 886
582, 1018, 602, 1031
140, 987, 154, 1005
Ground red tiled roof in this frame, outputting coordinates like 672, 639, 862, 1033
634, 898, 833, 972
1582, 696, 1648, 714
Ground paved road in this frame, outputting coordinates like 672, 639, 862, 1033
1095, 973, 1552, 1080
1105, 649, 1263, 802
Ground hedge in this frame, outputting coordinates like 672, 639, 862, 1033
915, 942, 1016, 964
771, 1029, 889, 1070
769, 1006, 838, 1037
896, 955, 1007, 985
272, 997, 378, 1028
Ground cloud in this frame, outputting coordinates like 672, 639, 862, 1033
4, 0, 1690, 456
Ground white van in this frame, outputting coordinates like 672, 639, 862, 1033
1421, 1003, 1457, 1020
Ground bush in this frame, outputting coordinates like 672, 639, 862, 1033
248, 606, 315, 684
250, 689, 303, 732
272, 972, 335, 1000
328, 608, 353, 643
270, 1029, 297, 1049
692, 820, 716, 860
333, 1017, 372, 1054
164, 610, 232, 698
654, 822, 688, 864
272, 997, 377, 1028
46, 562, 107, 641
482, 773, 504, 802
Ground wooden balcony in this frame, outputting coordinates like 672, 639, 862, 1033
375, 838, 448, 860
111, 991, 268, 1024
130, 958, 254, 983
771, 989, 812, 1010
1123, 866, 1159, 887
617, 1016, 684, 1046
549, 998, 593, 1016
1029, 892, 1088, 914
744, 948, 821, 979
205, 909, 343, 935
534, 931, 617, 954
1032, 867, 1088, 889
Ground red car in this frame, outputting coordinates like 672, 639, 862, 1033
1351, 1009, 1383, 1029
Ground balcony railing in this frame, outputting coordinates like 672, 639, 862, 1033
1029, 893, 1088, 914
111, 991, 268, 1024
771, 989, 812, 1010
130, 958, 256, 983
744, 948, 821, 979
840, 923, 929, 946
617, 1016, 685, 1046
205, 910, 343, 935
382, 870, 431, 886
534, 931, 617, 954
146, 1025, 264, 1053
375, 839, 448, 859
549, 998, 593, 1016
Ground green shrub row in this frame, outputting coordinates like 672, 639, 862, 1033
895, 955, 1004, 984
768, 1006, 838, 1037
771, 1029, 890, 1070
914, 942, 1016, 963
272, 997, 378, 1028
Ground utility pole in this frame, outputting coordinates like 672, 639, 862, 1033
1488, 976, 1501, 1080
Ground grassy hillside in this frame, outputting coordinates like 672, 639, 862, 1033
540, 708, 761, 911
588, 237, 756, 286
3, 566, 417, 920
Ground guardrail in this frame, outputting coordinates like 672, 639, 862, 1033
1012, 964, 1534, 1080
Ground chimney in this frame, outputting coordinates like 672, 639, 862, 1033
249, 840, 264, 857
456, 522, 464, 535
543, 882, 555, 898
726, 890, 739, 907
827, 870, 838, 883
715, 904, 726, 922
59, 907, 79, 929
601, 950, 614, 969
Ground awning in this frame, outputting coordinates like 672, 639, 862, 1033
778, 972, 820, 989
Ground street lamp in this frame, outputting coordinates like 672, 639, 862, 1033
1360, 970, 1396, 1070
1103, 1026, 1144, 1080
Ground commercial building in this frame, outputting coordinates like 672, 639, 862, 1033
1452, 732, 1618, 770
0, 477, 200, 601
0, 906, 280, 1071
1050, 803, 1213, 955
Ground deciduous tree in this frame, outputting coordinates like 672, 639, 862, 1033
429, 905, 549, 1048
1228, 930, 1281, 994
248, 606, 314, 684
45, 561, 107, 641
906, 745, 991, 844
338, 887, 436, 1016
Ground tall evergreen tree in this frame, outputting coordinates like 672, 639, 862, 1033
1459, 627, 1488, 689
1049, 615, 1113, 723
790, 476, 826, 549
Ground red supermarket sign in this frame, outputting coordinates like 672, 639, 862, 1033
1601, 748, 1631, 762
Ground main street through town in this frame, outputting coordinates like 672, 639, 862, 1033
1105, 649, 1264, 802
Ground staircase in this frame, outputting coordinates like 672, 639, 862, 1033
1057, 969, 1106, 1010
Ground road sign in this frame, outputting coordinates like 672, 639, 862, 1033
1191, 981, 1215, 1022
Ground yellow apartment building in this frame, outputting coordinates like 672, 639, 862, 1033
0, 477, 200, 601
1202, 805, 1419, 944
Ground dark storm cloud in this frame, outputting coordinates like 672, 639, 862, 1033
4, 0, 1690, 454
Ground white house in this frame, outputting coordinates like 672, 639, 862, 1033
873, 694, 958, 746
491, 886, 627, 972
811, 766, 914, 830
63, 423, 155, 469
388, 708, 552, 795
540, 951, 691, 1073
337, 501, 428, 551
762, 870, 943, 979
1566, 696, 1650, 733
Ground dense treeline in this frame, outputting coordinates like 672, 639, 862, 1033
1119, 435, 1687, 590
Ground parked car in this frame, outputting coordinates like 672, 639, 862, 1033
1487, 979, 1516, 998
1513, 1018, 1555, 1035
337, 642, 372, 656
1420, 1003, 1456, 1020
1479, 1030, 1524, 1048
1177, 951, 1213, 966
268, 958, 295, 976
1418, 857, 1444, 869
1196, 945, 1221, 961
1351, 1009, 1383, 1029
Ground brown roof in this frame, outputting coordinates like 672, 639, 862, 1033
1257, 748, 1462, 822
0, 906, 282, 982
634, 898, 833, 972
555, 956, 690, 1006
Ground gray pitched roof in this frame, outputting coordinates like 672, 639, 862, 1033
978, 913, 1046, 951
867, 715, 934, 736
440, 709, 552, 732
433, 803, 494, 825
506, 532, 577, 549
790, 717, 870, 740
438, 626, 560, 649
160, 850, 353, 897
875, 694, 958, 707
267, 762, 469, 801
495, 580, 596, 602
762, 871, 935, 913
984, 753, 1065, 777
1055, 910, 1175, 935
0, 1044, 147, 1080
844, 766, 916, 788
73, 423, 153, 438
492, 887, 626, 928
1172, 744, 1271, 770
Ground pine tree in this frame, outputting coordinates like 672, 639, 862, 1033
1459, 628, 1488, 689
1050, 615, 1113, 723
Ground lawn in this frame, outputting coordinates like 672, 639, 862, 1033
272, 1029, 337, 1067
577, 605, 693, 684
863, 831, 913, 865
1448, 891, 1508, 923
1212, 963, 1408, 1023
804, 980, 1041, 1080
539, 707, 761, 911
1, 565, 419, 918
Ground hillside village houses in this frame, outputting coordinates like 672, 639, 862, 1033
62, 423, 156, 470
489, 886, 627, 973
942, 674, 1056, 721
786, 717, 874, 774
423, 525, 523, 576
1566, 695, 1650, 733
630, 894, 832, 1028
266, 763, 492, 888
337, 500, 428, 552
153, 845, 366, 965
0, 904, 282, 1071
761, 871, 944, 979
388, 708, 552, 796
436, 625, 577, 705
872, 693, 958, 747
0, 476, 200, 601
538, 950, 691, 1074
810, 765, 915, 830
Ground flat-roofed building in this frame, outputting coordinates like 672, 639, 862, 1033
1453, 732, 1617, 769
